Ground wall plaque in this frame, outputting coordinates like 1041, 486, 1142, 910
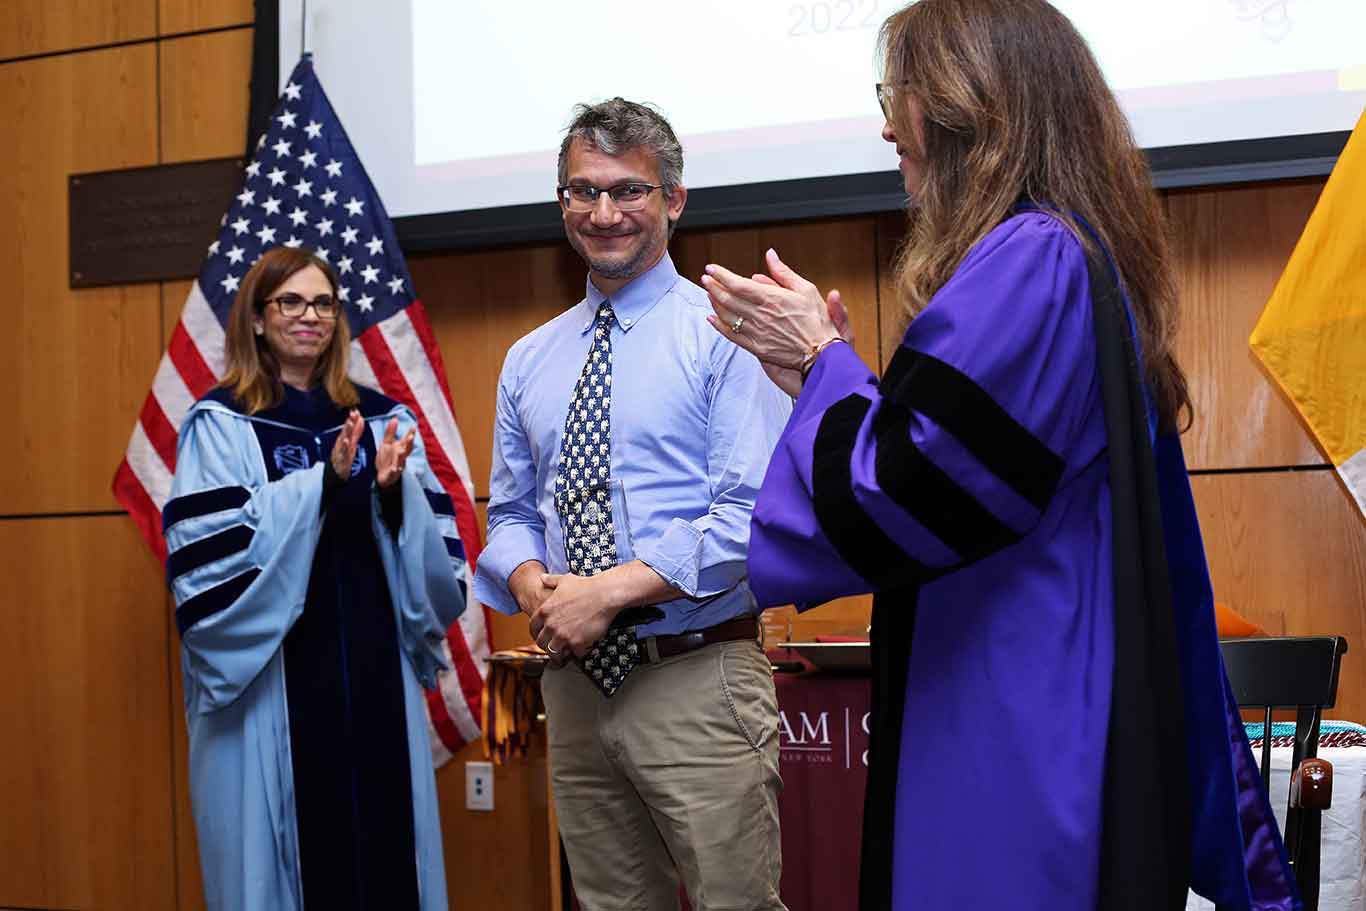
69, 157, 244, 288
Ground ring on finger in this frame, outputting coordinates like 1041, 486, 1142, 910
730, 316, 745, 333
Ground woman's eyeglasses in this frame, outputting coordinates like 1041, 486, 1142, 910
264, 294, 339, 320
874, 82, 902, 121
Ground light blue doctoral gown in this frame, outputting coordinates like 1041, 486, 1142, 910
164, 386, 464, 911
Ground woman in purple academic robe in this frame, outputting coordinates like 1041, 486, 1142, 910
700, 1, 1300, 909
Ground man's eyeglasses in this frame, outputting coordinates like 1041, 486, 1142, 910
558, 182, 664, 212
264, 294, 339, 320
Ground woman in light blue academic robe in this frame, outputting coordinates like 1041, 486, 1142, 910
164, 246, 464, 911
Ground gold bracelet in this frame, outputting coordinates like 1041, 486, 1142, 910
799, 337, 846, 380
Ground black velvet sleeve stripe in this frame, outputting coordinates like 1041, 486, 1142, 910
879, 348, 1064, 511
443, 536, 465, 560
379, 481, 403, 538
871, 406, 1022, 563
424, 489, 455, 518
175, 569, 261, 636
162, 485, 251, 531
813, 394, 933, 590
320, 459, 345, 515
166, 525, 255, 584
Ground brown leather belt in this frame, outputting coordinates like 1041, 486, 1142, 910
642, 616, 761, 664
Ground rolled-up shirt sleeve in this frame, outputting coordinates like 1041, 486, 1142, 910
635, 337, 790, 602
471, 355, 547, 615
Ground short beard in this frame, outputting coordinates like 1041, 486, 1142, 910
569, 219, 671, 285
585, 245, 653, 280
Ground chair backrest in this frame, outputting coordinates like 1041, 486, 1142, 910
1221, 637, 1347, 711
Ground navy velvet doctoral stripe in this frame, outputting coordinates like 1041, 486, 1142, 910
859, 588, 919, 911
264, 384, 419, 911
879, 348, 1064, 511
286, 495, 419, 910
812, 394, 931, 590
175, 569, 260, 636
870, 406, 1022, 563
443, 536, 465, 560
353, 383, 401, 420
200, 386, 244, 410
424, 489, 455, 517
162, 486, 250, 531
166, 524, 255, 584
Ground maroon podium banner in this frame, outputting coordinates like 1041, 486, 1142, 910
775, 672, 871, 910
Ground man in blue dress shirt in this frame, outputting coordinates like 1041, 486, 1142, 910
472, 98, 791, 909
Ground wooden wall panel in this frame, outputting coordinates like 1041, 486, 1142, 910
410, 242, 584, 501
1169, 180, 1327, 470
157, 26, 248, 903
436, 738, 551, 911
0, 0, 155, 61
159, 0, 253, 35
1192, 471, 1366, 720
488, 601, 537, 650
163, 279, 192, 348
0, 46, 162, 515
159, 27, 253, 162
0, 516, 174, 909
875, 211, 906, 366
166, 588, 207, 911
672, 217, 883, 375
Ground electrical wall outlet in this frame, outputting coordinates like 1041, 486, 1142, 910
465, 761, 494, 812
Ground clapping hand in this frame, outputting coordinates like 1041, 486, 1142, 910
330, 409, 365, 480
376, 417, 416, 488
701, 249, 851, 397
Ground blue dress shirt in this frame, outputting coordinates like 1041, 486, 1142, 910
472, 253, 792, 637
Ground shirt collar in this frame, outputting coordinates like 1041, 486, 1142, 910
578, 252, 680, 334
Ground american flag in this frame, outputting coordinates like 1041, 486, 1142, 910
112, 55, 489, 764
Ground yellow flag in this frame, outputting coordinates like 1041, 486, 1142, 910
1250, 109, 1366, 517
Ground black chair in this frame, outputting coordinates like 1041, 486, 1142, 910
1219, 636, 1349, 910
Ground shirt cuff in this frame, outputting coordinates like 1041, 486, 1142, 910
634, 518, 704, 597
471, 524, 546, 616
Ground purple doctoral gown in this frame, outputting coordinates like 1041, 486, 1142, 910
749, 210, 1300, 910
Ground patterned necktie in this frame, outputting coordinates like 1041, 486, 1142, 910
553, 300, 641, 697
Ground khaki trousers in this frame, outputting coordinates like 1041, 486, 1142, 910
541, 638, 786, 911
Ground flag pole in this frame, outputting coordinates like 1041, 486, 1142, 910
300, 0, 308, 58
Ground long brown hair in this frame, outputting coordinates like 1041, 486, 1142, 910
218, 246, 359, 414
880, 0, 1190, 429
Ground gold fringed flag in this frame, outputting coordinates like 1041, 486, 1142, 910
1250, 108, 1366, 517
482, 648, 548, 765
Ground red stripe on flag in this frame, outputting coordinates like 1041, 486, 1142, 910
396, 301, 484, 570
113, 459, 168, 563
140, 393, 179, 474
357, 325, 486, 726
425, 679, 466, 756
442, 617, 486, 735
405, 300, 457, 415
168, 321, 218, 399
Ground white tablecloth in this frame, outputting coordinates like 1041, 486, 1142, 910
1187, 746, 1366, 910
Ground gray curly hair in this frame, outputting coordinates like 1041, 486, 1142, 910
557, 98, 684, 193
